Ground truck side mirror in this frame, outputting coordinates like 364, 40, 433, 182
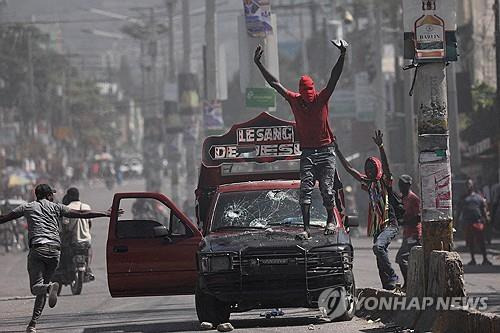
153, 225, 168, 237
345, 215, 359, 228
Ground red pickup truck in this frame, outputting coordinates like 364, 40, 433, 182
106, 112, 357, 325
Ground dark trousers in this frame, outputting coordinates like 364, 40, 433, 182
27, 245, 60, 324
299, 146, 336, 209
395, 237, 420, 286
373, 224, 399, 289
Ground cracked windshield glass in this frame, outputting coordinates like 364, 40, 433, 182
212, 189, 327, 230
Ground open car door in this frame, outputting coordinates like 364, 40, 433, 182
106, 192, 202, 297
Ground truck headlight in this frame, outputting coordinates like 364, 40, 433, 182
199, 254, 232, 273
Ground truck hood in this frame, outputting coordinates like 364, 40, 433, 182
201, 227, 351, 253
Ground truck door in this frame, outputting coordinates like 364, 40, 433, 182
106, 192, 202, 297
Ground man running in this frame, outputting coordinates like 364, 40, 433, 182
334, 131, 400, 290
254, 40, 347, 239
0, 184, 116, 333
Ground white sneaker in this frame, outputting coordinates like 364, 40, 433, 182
48, 282, 59, 308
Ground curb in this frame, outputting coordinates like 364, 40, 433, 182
356, 288, 500, 333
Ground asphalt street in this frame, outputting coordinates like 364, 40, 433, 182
1, 179, 499, 333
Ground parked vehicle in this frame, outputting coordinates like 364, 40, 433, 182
106, 113, 358, 324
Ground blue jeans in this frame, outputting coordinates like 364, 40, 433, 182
373, 224, 399, 289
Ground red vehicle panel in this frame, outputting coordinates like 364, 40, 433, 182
107, 192, 202, 297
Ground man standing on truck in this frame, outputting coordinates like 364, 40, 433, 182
0, 184, 115, 333
254, 40, 347, 239
334, 131, 400, 290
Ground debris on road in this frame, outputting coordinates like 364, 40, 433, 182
200, 322, 213, 330
217, 322, 234, 332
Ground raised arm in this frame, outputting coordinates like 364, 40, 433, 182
372, 130, 391, 177
254, 45, 288, 99
333, 138, 364, 182
0, 210, 23, 225
322, 40, 347, 99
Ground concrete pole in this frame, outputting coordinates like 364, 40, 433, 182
405, 63, 417, 178
205, 0, 217, 101
447, 62, 461, 172
414, 63, 453, 256
374, 1, 387, 142
182, 1, 191, 73
166, 0, 176, 82
495, 0, 500, 182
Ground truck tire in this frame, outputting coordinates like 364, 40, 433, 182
195, 283, 230, 325
336, 279, 356, 322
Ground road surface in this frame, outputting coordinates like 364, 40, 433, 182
1, 179, 498, 332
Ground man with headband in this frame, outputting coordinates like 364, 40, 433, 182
254, 40, 347, 239
334, 131, 400, 290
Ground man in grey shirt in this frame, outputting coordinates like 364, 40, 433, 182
0, 184, 115, 333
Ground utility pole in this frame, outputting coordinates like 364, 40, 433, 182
373, 1, 387, 143
166, 0, 176, 82
180, 0, 200, 200
495, 0, 500, 182
182, 1, 191, 73
121, 7, 167, 192
27, 29, 35, 136
447, 62, 461, 171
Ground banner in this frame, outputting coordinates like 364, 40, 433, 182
242, 0, 273, 37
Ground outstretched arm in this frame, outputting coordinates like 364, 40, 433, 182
254, 45, 288, 99
333, 138, 364, 182
372, 130, 391, 177
323, 40, 347, 99
0, 211, 23, 225
63, 208, 112, 219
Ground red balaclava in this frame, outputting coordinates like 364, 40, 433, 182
364, 157, 383, 180
299, 75, 316, 103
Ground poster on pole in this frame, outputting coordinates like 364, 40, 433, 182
419, 157, 452, 220
242, 0, 273, 37
402, 0, 457, 62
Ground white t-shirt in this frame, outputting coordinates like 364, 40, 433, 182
63, 201, 92, 244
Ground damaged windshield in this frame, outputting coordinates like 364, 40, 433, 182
211, 189, 328, 231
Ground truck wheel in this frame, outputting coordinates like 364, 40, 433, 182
336, 279, 356, 322
71, 271, 83, 295
195, 283, 230, 325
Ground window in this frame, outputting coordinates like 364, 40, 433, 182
116, 198, 171, 239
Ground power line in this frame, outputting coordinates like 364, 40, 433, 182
0, 17, 146, 26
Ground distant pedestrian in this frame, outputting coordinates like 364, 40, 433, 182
458, 179, 492, 266
395, 175, 421, 290
254, 39, 347, 239
335, 131, 400, 290
0, 184, 116, 333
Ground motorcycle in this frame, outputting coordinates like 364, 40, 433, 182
53, 242, 93, 295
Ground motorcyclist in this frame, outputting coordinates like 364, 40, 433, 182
61, 187, 94, 281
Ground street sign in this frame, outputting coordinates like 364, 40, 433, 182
245, 87, 276, 108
